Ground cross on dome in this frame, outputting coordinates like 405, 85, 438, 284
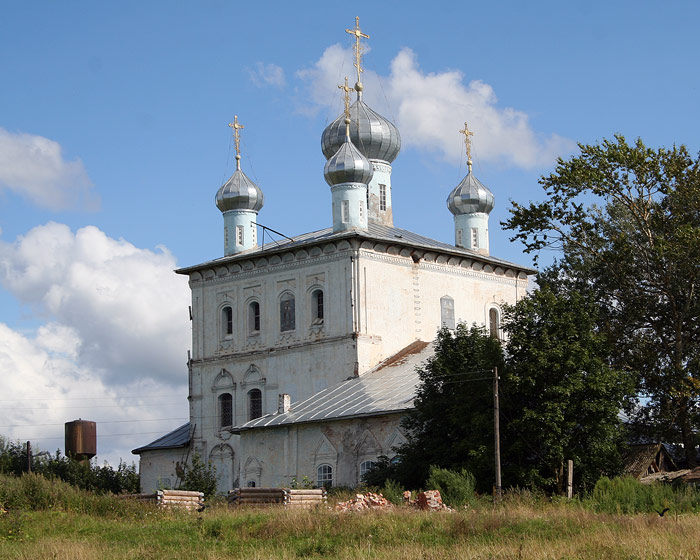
228, 115, 245, 169
338, 76, 353, 121
345, 16, 369, 94
459, 121, 475, 172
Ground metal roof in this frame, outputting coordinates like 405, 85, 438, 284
132, 422, 191, 454
176, 223, 536, 275
233, 340, 434, 433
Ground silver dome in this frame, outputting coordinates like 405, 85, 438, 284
215, 162, 264, 213
322, 99, 401, 163
447, 172, 495, 215
324, 134, 374, 187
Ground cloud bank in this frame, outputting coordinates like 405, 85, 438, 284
248, 62, 286, 88
0, 128, 98, 210
298, 45, 574, 168
0, 224, 191, 464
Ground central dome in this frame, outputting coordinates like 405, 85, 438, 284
322, 99, 401, 163
447, 172, 495, 216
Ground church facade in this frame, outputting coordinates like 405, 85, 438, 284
133, 19, 534, 493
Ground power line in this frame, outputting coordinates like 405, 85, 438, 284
3, 402, 185, 411
0, 417, 189, 428
0, 395, 185, 402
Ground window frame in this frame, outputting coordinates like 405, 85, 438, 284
311, 289, 324, 324
441, 296, 455, 330
379, 184, 387, 211
489, 307, 501, 340
221, 305, 233, 338
218, 392, 233, 429
279, 292, 296, 332
248, 301, 261, 335
248, 388, 263, 420
316, 464, 333, 488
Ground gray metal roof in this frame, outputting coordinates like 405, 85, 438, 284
322, 99, 401, 163
132, 422, 190, 454
324, 134, 374, 186
233, 341, 434, 433
176, 223, 536, 275
447, 172, 495, 215
215, 167, 264, 213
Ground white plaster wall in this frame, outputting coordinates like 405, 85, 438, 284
137, 448, 184, 493
237, 414, 405, 488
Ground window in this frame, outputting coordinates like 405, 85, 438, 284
317, 464, 333, 488
248, 389, 262, 420
280, 292, 295, 332
359, 200, 364, 221
489, 308, 500, 340
456, 229, 463, 247
219, 393, 233, 428
359, 460, 376, 481
222, 306, 233, 337
441, 296, 455, 330
471, 228, 479, 249
247, 480, 256, 487
379, 184, 387, 211
248, 301, 260, 334
236, 225, 244, 246
311, 289, 324, 324
341, 200, 350, 223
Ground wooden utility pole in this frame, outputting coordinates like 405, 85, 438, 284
493, 367, 502, 501
567, 459, 574, 499
26, 441, 32, 473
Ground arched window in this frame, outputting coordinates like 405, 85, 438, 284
317, 464, 333, 488
441, 296, 455, 330
359, 460, 376, 481
222, 306, 233, 337
218, 393, 233, 428
280, 292, 295, 332
311, 289, 324, 324
489, 308, 500, 340
247, 480, 256, 487
248, 388, 262, 420
248, 301, 260, 334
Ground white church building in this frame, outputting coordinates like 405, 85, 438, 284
133, 19, 534, 493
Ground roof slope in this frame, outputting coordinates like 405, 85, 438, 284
233, 340, 434, 433
132, 422, 191, 454
176, 223, 536, 274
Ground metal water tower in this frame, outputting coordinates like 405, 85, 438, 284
64, 419, 97, 461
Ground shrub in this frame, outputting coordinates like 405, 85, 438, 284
381, 479, 405, 505
425, 466, 476, 507
181, 452, 218, 498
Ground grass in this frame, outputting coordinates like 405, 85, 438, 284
3, 474, 700, 559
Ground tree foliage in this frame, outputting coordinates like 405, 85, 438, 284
504, 135, 700, 465
502, 282, 633, 492
181, 452, 218, 498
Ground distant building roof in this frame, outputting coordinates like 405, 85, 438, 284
623, 443, 678, 479
132, 422, 191, 454
233, 340, 434, 433
176, 223, 536, 275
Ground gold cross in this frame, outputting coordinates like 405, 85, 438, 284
228, 115, 244, 159
459, 121, 474, 171
338, 76, 353, 119
346, 16, 369, 88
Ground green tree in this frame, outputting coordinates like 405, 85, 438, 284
502, 282, 633, 492
181, 452, 218, 498
504, 136, 700, 465
396, 325, 504, 491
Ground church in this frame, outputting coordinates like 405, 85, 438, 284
133, 18, 534, 493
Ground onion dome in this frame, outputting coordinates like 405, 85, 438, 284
447, 172, 495, 215
321, 99, 401, 163
215, 155, 264, 212
324, 119, 374, 186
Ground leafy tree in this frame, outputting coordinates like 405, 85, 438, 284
181, 452, 218, 498
502, 282, 634, 492
395, 325, 504, 491
504, 136, 700, 465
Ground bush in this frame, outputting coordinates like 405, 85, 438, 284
425, 466, 476, 508
181, 453, 218, 498
381, 479, 405, 505
588, 476, 700, 514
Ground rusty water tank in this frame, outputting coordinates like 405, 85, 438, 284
65, 419, 97, 460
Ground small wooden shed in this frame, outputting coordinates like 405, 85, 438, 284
623, 443, 678, 479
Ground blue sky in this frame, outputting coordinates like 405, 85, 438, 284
1, 1, 698, 466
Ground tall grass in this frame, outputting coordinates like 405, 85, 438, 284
587, 475, 700, 514
425, 466, 476, 507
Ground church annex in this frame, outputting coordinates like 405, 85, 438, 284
133, 18, 535, 493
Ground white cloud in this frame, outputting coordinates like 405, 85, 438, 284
0, 223, 191, 464
0, 222, 190, 385
298, 45, 574, 169
0, 322, 188, 466
248, 62, 286, 88
0, 128, 98, 211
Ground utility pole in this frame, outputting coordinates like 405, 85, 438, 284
26, 441, 32, 473
493, 367, 502, 501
